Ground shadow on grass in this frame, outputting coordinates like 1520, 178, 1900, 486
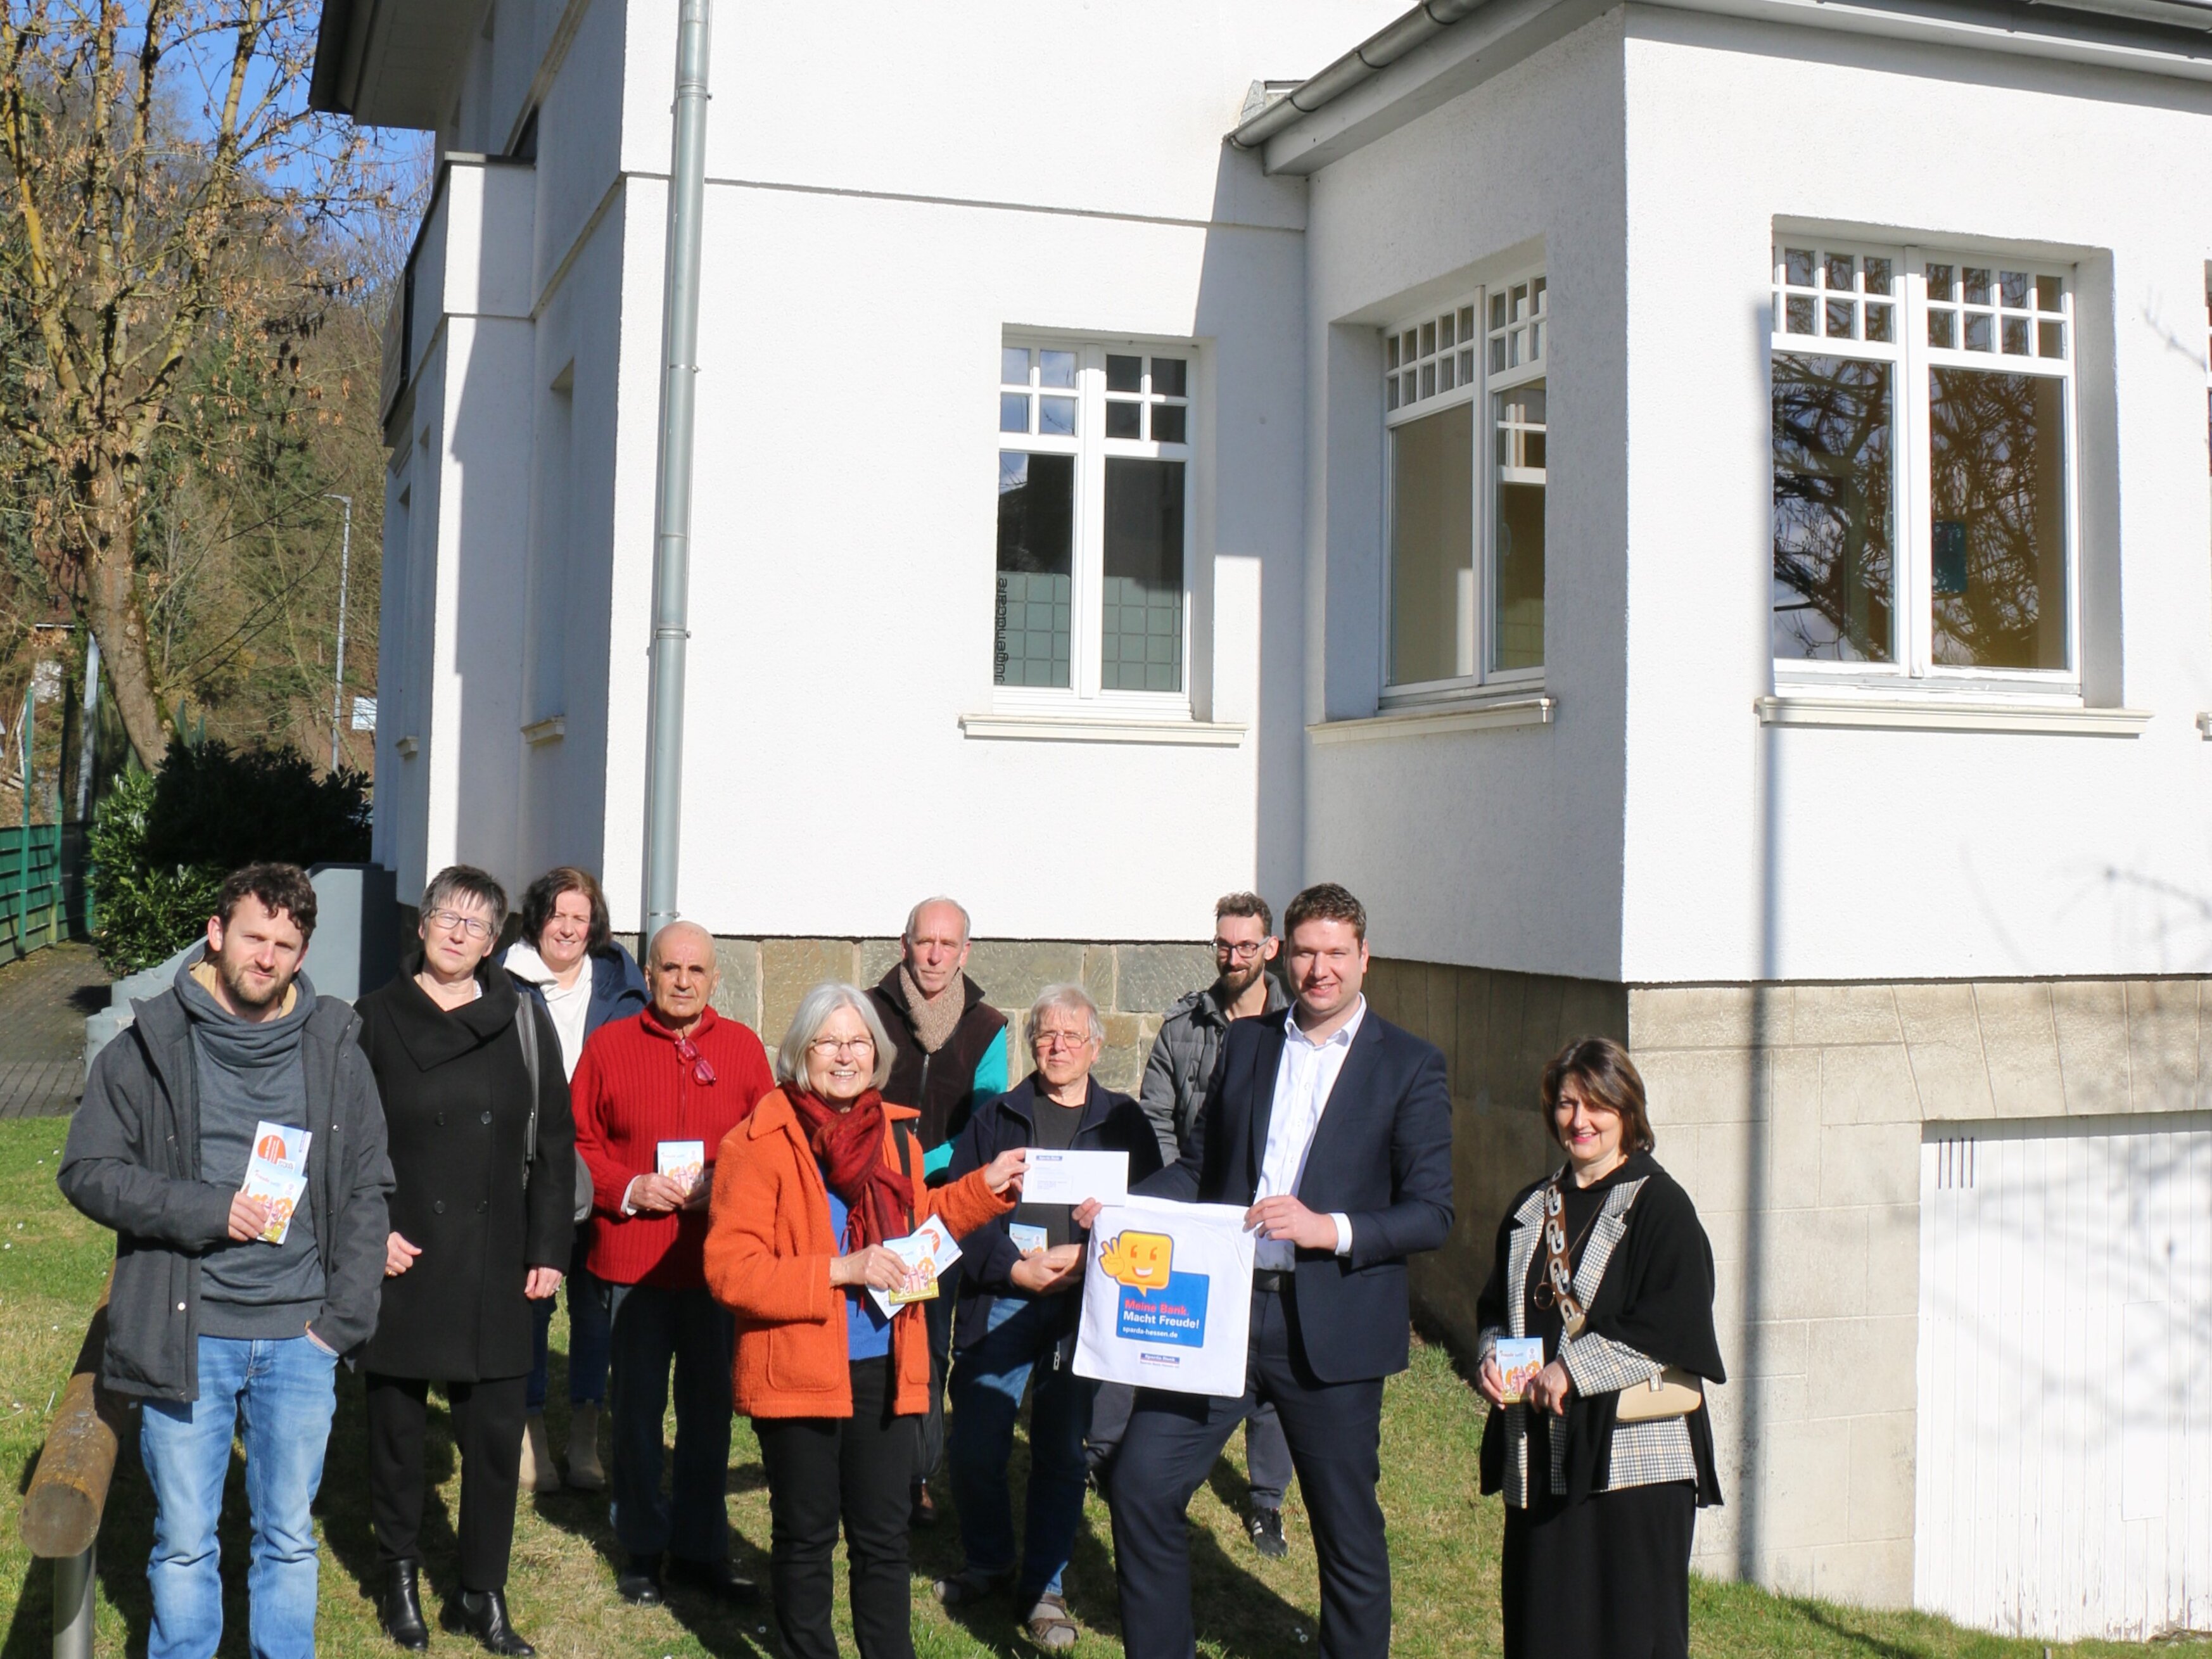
1789, 1599, 1929, 1659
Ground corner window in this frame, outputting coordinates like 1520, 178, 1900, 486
996, 341, 1192, 699
1772, 243, 2076, 682
1383, 274, 1547, 696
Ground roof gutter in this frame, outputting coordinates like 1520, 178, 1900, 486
1230, 0, 1494, 149
2024, 0, 2212, 28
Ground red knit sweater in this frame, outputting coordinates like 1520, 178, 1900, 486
572, 1005, 773, 1288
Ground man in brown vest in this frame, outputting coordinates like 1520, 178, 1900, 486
867, 895, 1010, 1526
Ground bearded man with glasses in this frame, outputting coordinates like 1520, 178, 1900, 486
571, 920, 774, 1608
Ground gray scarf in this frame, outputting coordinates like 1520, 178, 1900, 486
898, 964, 964, 1055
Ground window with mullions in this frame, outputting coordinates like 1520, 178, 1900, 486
1772, 243, 2075, 678
997, 342, 1193, 697
1383, 275, 1548, 692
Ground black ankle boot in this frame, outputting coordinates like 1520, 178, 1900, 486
378, 1561, 428, 1651
441, 1587, 536, 1657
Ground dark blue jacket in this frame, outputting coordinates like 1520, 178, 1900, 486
1139, 1005, 1452, 1385
504, 940, 649, 1043
946, 1074, 1163, 1356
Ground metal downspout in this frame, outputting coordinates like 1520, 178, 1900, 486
641, 0, 713, 944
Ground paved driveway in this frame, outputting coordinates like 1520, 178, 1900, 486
0, 942, 108, 1118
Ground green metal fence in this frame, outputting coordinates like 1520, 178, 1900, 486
0, 823, 91, 958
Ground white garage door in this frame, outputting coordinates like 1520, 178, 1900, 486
1916, 1112, 2212, 1641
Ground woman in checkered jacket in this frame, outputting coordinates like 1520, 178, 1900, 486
1473, 1037, 1726, 1659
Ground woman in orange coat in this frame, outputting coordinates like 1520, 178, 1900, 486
705, 980, 1024, 1659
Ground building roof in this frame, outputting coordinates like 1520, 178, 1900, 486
1231, 0, 2212, 160
310, 0, 473, 128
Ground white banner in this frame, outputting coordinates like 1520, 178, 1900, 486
1072, 1197, 1255, 1397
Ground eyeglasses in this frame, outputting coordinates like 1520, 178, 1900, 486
808, 1036, 875, 1057
673, 1036, 716, 1086
428, 909, 493, 940
1033, 1030, 1094, 1052
1212, 939, 1267, 960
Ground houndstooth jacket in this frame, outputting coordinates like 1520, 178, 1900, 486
1476, 1176, 1700, 1507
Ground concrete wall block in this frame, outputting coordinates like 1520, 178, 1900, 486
1806, 1316, 1916, 1418
1633, 1045, 1760, 1127
1793, 983, 1904, 1046
1736, 1318, 1810, 1379
2125, 979, 2200, 1111
1081, 944, 1119, 1014
1893, 981, 1981, 1049
1846, 1410, 1916, 1544
1758, 1415, 1855, 1549
759, 938, 861, 1046
1864, 1203, 1919, 1318
1113, 942, 1214, 1015
1700, 1203, 1750, 1267
709, 938, 763, 1031
1902, 1038, 1995, 1121
1709, 1368, 1807, 1435
1819, 1043, 1921, 1126
856, 936, 903, 991
2050, 979, 2130, 1115
1766, 1048, 1823, 1202
965, 941, 1088, 1012
1628, 983, 1766, 1050
1819, 1122, 1920, 1209
1811, 1537, 1914, 1610
1971, 982, 2065, 1118
1758, 1206, 1869, 1321
1691, 1121, 1758, 1214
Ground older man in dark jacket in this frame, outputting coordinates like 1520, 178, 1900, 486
59, 863, 393, 1659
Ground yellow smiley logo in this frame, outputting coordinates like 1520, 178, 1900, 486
1098, 1230, 1174, 1295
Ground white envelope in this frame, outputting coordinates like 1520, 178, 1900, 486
1021, 1148, 1129, 1206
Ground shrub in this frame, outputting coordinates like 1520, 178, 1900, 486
89, 738, 371, 974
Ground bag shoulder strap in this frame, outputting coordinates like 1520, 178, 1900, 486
516, 1000, 542, 1175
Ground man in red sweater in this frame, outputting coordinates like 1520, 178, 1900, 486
572, 920, 773, 1609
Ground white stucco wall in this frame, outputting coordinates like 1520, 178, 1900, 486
1299, 16, 1632, 982
1616, 8, 2212, 984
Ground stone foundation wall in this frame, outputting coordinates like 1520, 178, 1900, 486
673, 936, 1217, 1093
1368, 963, 2212, 1614
1357, 960, 1627, 1359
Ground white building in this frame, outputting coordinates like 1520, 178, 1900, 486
315, 0, 2212, 1637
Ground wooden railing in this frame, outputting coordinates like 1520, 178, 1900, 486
20, 1271, 122, 1659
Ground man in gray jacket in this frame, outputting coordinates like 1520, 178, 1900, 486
60, 862, 392, 1659
1104, 891, 1298, 1558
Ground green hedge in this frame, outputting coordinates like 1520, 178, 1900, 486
89, 739, 371, 974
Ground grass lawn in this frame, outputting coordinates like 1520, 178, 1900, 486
1, 1112, 2205, 1657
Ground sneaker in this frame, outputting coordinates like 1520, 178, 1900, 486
1026, 1591, 1079, 1651
1247, 1504, 1288, 1560
932, 1565, 1015, 1607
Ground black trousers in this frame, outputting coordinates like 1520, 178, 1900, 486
365, 1371, 528, 1594
1089, 1381, 1295, 1510
1109, 1285, 1389, 1659
754, 1356, 917, 1659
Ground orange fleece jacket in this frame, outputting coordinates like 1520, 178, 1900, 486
703, 1089, 1012, 1419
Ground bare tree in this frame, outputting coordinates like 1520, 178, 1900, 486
0, 0, 400, 764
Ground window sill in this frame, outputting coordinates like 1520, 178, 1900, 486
1309, 693, 1556, 744
522, 715, 566, 746
958, 711, 1246, 747
393, 735, 421, 759
1756, 695, 2151, 737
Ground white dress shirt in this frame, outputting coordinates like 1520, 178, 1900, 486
1252, 998, 1363, 1272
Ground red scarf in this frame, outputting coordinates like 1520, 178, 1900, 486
788, 1088, 914, 1250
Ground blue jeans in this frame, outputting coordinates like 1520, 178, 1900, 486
604, 1281, 734, 1563
139, 1333, 339, 1659
948, 1295, 1094, 1602
527, 1233, 609, 1411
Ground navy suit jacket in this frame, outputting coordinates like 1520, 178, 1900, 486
1138, 1004, 1453, 1384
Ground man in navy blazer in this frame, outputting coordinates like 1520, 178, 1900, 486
1103, 883, 1453, 1659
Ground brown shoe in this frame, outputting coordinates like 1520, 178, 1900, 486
1026, 1591, 1079, 1651
564, 1403, 606, 1491
519, 1413, 559, 1495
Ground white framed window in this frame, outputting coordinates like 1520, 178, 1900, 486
995, 340, 1193, 704
1382, 272, 1548, 699
1772, 241, 2078, 687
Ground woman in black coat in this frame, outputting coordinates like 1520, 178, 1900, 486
1475, 1037, 1726, 1659
356, 865, 573, 1658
